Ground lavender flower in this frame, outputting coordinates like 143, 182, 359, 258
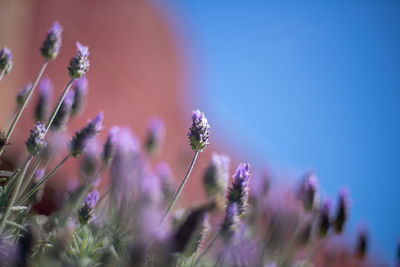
354, 227, 368, 260
35, 77, 53, 122
101, 126, 119, 165
78, 190, 99, 225
51, 90, 74, 131
187, 109, 210, 152
227, 163, 251, 216
40, 21, 63, 60
71, 77, 88, 117
16, 83, 31, 106
68, 112, 103, 157
68, 42, 90, 79
156, 162, 176, 203
80, 140, 99, 178
333, 188, 348, 234
299, 172, 318, 211
203, 153, 230, 200
317, 200, 331, 238
221, 203, 240, 241
0, 46, 12, 75
145, 118, 165, 155
26, 122, 46, 156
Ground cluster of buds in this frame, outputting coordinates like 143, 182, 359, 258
227, 163, 251, 216
187, 110, 210, 152
317, 200, 331, 238
17, 84, 32, 107
68, 42, 90, 79
68, 112, 103, 157
0, 47, 13, 75
26, 122, 46, 156
298, 172, 318, 211
40, 21, 63, 60
333, 188, 348, 234
220, 203, 240, 242
78, 190, 99, 225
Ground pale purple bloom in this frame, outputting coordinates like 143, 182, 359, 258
145, 117, 165, 154
156, 162, 176, 202
299, 172, 318, 211
40, 21, 63, 60
16, 83, 31, 106
51, 90, 74, 131
221, 203, 240, 241
83, 190, 99, 209
33, 169, 45, 182
71, 77, 88, 117
68, 112, 103, 157
227, 163, 251, 215
0, 46, 12, 74
140, 170, 161, 205
35, 77, 53, 122
333, 188, 349, 234
80, 140, 99, 177
187, 109, 210, 152
101, 126, 119, 165
68, 42, 90, 79
203, 153, 230, 198
26, 122, 46, 156
0, 236, 16, 266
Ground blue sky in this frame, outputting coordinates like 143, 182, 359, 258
165, 1, 400, 262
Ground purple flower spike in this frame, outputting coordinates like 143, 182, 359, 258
26, 122, 46, 156
299, 172, 318, 211
68, 42, 90, 79
187, 109, 210, 152
333, 188, 349, 234
71, 77, 89, 117
40, 21, 63, 60
203, 153, 230, 199
354, 226, 368, 260
0, 46, 13, 75
145, 118, 165, 155
16, 83, 32, 106
227, 163, 251, 216
317, 199, 331, 238
101, 126, 119, 165
78, 189, 99, 225
35, 77, 53, 122
68, 112, 103, 157
221, 203, 240, 241
51, 90, 74, 131
83, 190, 99, 209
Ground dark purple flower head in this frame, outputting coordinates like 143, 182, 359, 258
35, 77, 53, 122
187, 109, 210, 152
299, 172, 318, 211
317, 199, 331, 238
26, 122, 46, 156
68, 112, 103, 157
0, 46, 13, 75
40, 21, 63, 60
227, 163, 251, 216
71, 77, 88, 117
203, 153, 230, 199
51, 90, 74, 131
333, 188, 349, 234
16, 83, 31, 106
354, 226, 368, 260
78, 190, 99, 225
101, 126, 119, 165
221, 203, 240, 241
145, 118, 165, 155
68, 42, 90, 79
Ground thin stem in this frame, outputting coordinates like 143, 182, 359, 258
195, 231, 220, 265
161, 151, 199, 223
44, 79, 74, 136
17, 151, 45, 200
3, 106, 17, 131
0, 71, 4, 82
0, 61, 48, 158
18, 154, 70, 205
0, 155, 33, 232
0, 170, 14, 177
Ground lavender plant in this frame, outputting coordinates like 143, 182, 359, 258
0, 22, 390, 267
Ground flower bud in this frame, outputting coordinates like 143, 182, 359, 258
187, 109, 210, 152
101, 126, 119, 165
71, 77, 88, 117
333, 188, 348, 234
317, 200, 331, 238
68, 42, 90, 79
16, 84, 31, 107
145, 118, 165, 155
0, 46, 12, 75
40, 21, 63, 60
221, 203, 240, 242
26, 122, 46, 156
78, 189, 99, 225
51, 90, 74, 131
299, 172, 318, 211
354, 227, 368, 260
35, 77, 53, 122
227, 163, 251, 216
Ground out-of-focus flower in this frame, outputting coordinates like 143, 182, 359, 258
26, 122, 46, 156
145, 118, 165, 155
35, 77, 53, 122
51, 90, 74, 131
16, 84, 31, 106
317, 199, 331, 238
298, 172, 318, 211
29, 169, 46, 204
42, 131, 68, 162
40, 21, 62, 60
354, 226, 368, 260
156, 162, 176, 203
78, 189, 99, 225
250, 168, 271, 200
227, 163, 251, 216
221, 203, 240, 242
101, 126, 119, 165
187, 109, 210, 152
203, 153, 230, 202
333, 188, 348, 234
71, 77, 88, 117
68, 112, 103, 157
0, 236, 16, 266
68, 42, 90, 79
0, 46, 13, 75
80, 140, 99, 178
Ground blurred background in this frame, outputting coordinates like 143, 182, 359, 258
0, 0, 399, 264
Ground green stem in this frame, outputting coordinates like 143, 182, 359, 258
17, 151, 45, 200
195, 231, 220, 265
161, 151, 199, 223
0, 155, 32, 232
0, 71, 4, 82
0, 61, 48, 158
18, 154, 70, 205
0, 170, 14, 177
3, 106, 17, 131
44, 79, 74, 136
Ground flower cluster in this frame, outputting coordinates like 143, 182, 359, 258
26, 122, 46, 156
188, 109, 210, 152
0, 47, 12, 75
40, 21, 63, 60
68, 42, 90, 79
